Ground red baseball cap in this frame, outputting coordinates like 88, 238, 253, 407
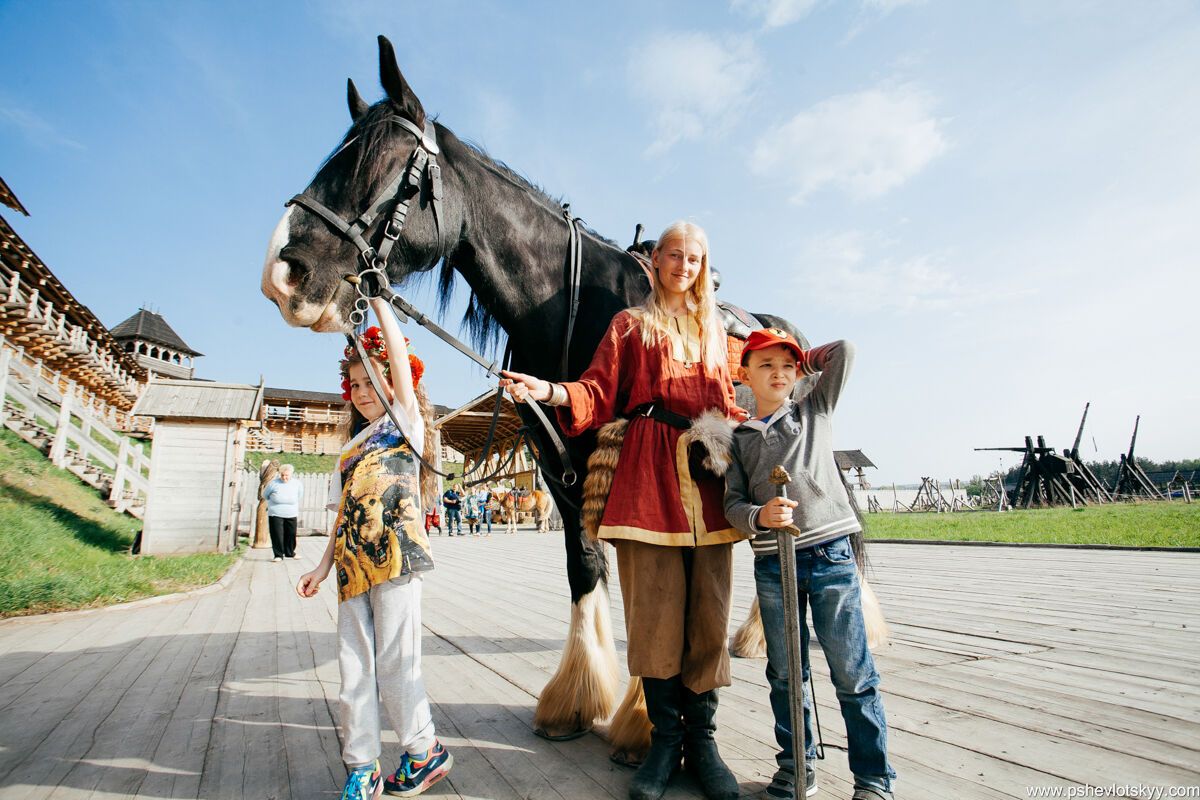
741, 328, 804, 366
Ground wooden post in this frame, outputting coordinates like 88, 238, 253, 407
0, 338, 12, 428
110, 436, 131, 513
49, 381, 74, 467
253, 460, 278, 549
1185, 484, 1192, 504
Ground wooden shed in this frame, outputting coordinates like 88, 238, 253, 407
132, 378, 263, 554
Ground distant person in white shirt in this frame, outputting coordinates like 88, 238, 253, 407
264, 464, 304, 561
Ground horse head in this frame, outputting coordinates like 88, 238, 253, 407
262, 36, 455, 331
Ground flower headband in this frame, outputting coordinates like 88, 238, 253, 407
339, 326, 425, 400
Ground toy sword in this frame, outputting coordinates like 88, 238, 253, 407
770, 465, 807, 785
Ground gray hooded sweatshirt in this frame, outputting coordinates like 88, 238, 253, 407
724, 340, 860, 555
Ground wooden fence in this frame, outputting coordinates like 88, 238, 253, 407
238, 469, 336, 535
0, 336, 152, 515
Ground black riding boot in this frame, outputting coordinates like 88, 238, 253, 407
682, 687, 740, 800
628, 676, 685, 800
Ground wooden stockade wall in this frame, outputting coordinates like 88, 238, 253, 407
238, 469, 337, 535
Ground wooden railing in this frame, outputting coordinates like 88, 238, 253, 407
0, 336, 151, 515
0, 260, 140, 401
262, 405, 349, 425
246, 426, 343, 455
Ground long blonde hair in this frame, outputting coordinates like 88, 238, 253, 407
637, 221, 725, 369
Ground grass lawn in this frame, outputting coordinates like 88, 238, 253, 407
244, 451, 338, 473
864, 501, 1200, 548
0, 429, 238, 617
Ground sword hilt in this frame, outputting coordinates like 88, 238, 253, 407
770, 465, 792, 494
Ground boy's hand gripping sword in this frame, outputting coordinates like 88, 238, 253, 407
770, 465, 807, 783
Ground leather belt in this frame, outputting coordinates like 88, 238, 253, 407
630, 402, 691, 430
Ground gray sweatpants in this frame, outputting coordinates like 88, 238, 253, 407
338, 576, 436, 768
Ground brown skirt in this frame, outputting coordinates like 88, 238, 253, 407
613, 539, 733, 693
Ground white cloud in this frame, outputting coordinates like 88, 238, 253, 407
751, 83, 947, 201
733, 0, 923, 30
794, 231, 968, 313
861, 0, 925, 11
627, 33, 762, 156
731, 0, 820, 28
0, 105, 85, 151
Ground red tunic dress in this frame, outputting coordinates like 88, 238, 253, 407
559, 309, 745, 547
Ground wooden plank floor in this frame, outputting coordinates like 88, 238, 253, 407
0, 533, 1196, 799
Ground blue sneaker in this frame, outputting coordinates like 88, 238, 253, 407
341, 760, 382, 800
384, 740, 453, 797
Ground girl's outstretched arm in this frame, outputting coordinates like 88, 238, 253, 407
369, 297, 418, 418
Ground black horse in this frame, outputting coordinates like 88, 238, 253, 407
262, 36, 845, 753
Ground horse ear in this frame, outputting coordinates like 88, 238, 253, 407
377, 34, 425, 124
347, 78, 369, 122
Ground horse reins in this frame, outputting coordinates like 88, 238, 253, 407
285, 114, 578, 488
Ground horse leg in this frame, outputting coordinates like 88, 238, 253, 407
607, 676, 652, 766
534, 514, 620, 740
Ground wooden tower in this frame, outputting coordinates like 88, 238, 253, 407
110, 308, 202, 380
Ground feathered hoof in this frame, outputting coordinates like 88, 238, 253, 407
606, 677, 652, 767
609, 748, 643, 769
533, 719, 593, 741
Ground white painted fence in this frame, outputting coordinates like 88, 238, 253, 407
239, 469, 336, 534
1, 337, 151, 514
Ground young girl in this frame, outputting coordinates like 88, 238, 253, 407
297, 297, 452, 800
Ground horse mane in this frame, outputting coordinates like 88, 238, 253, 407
324, 102, 632, 359
433, 137, 627, 358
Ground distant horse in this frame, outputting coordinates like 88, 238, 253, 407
499, 489, 553, 533
261, 35, 875, 757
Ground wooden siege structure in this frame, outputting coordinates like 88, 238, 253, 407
977, 436, 1090, 508
1060, 403, 1113, 503
976, 402, 1126, 509
1112, 416, 1165, 500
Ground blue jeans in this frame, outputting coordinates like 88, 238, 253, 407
754, 535, 895, 792
482, 508, 492, 534
445, 507, 461, 534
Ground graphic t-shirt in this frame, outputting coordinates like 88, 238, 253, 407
327, 402, 432, 602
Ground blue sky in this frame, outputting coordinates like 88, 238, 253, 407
2, 0, 1197, 484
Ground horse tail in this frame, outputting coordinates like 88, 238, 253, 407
838, 468, 890, 647
730, 597, 767, 658
581, 418, 628, 540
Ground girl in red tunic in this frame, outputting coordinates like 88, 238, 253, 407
502, 221, 748, 800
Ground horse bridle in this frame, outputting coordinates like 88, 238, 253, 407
285, 114, 578, 489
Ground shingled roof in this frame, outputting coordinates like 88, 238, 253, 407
0, 176, 30, 216
111, 308, 203, 356
834, 450, 876, 470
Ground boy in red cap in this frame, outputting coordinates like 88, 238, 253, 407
724, 332, 895, 800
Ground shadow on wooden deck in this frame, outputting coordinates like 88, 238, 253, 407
0, 535, 1196, 799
